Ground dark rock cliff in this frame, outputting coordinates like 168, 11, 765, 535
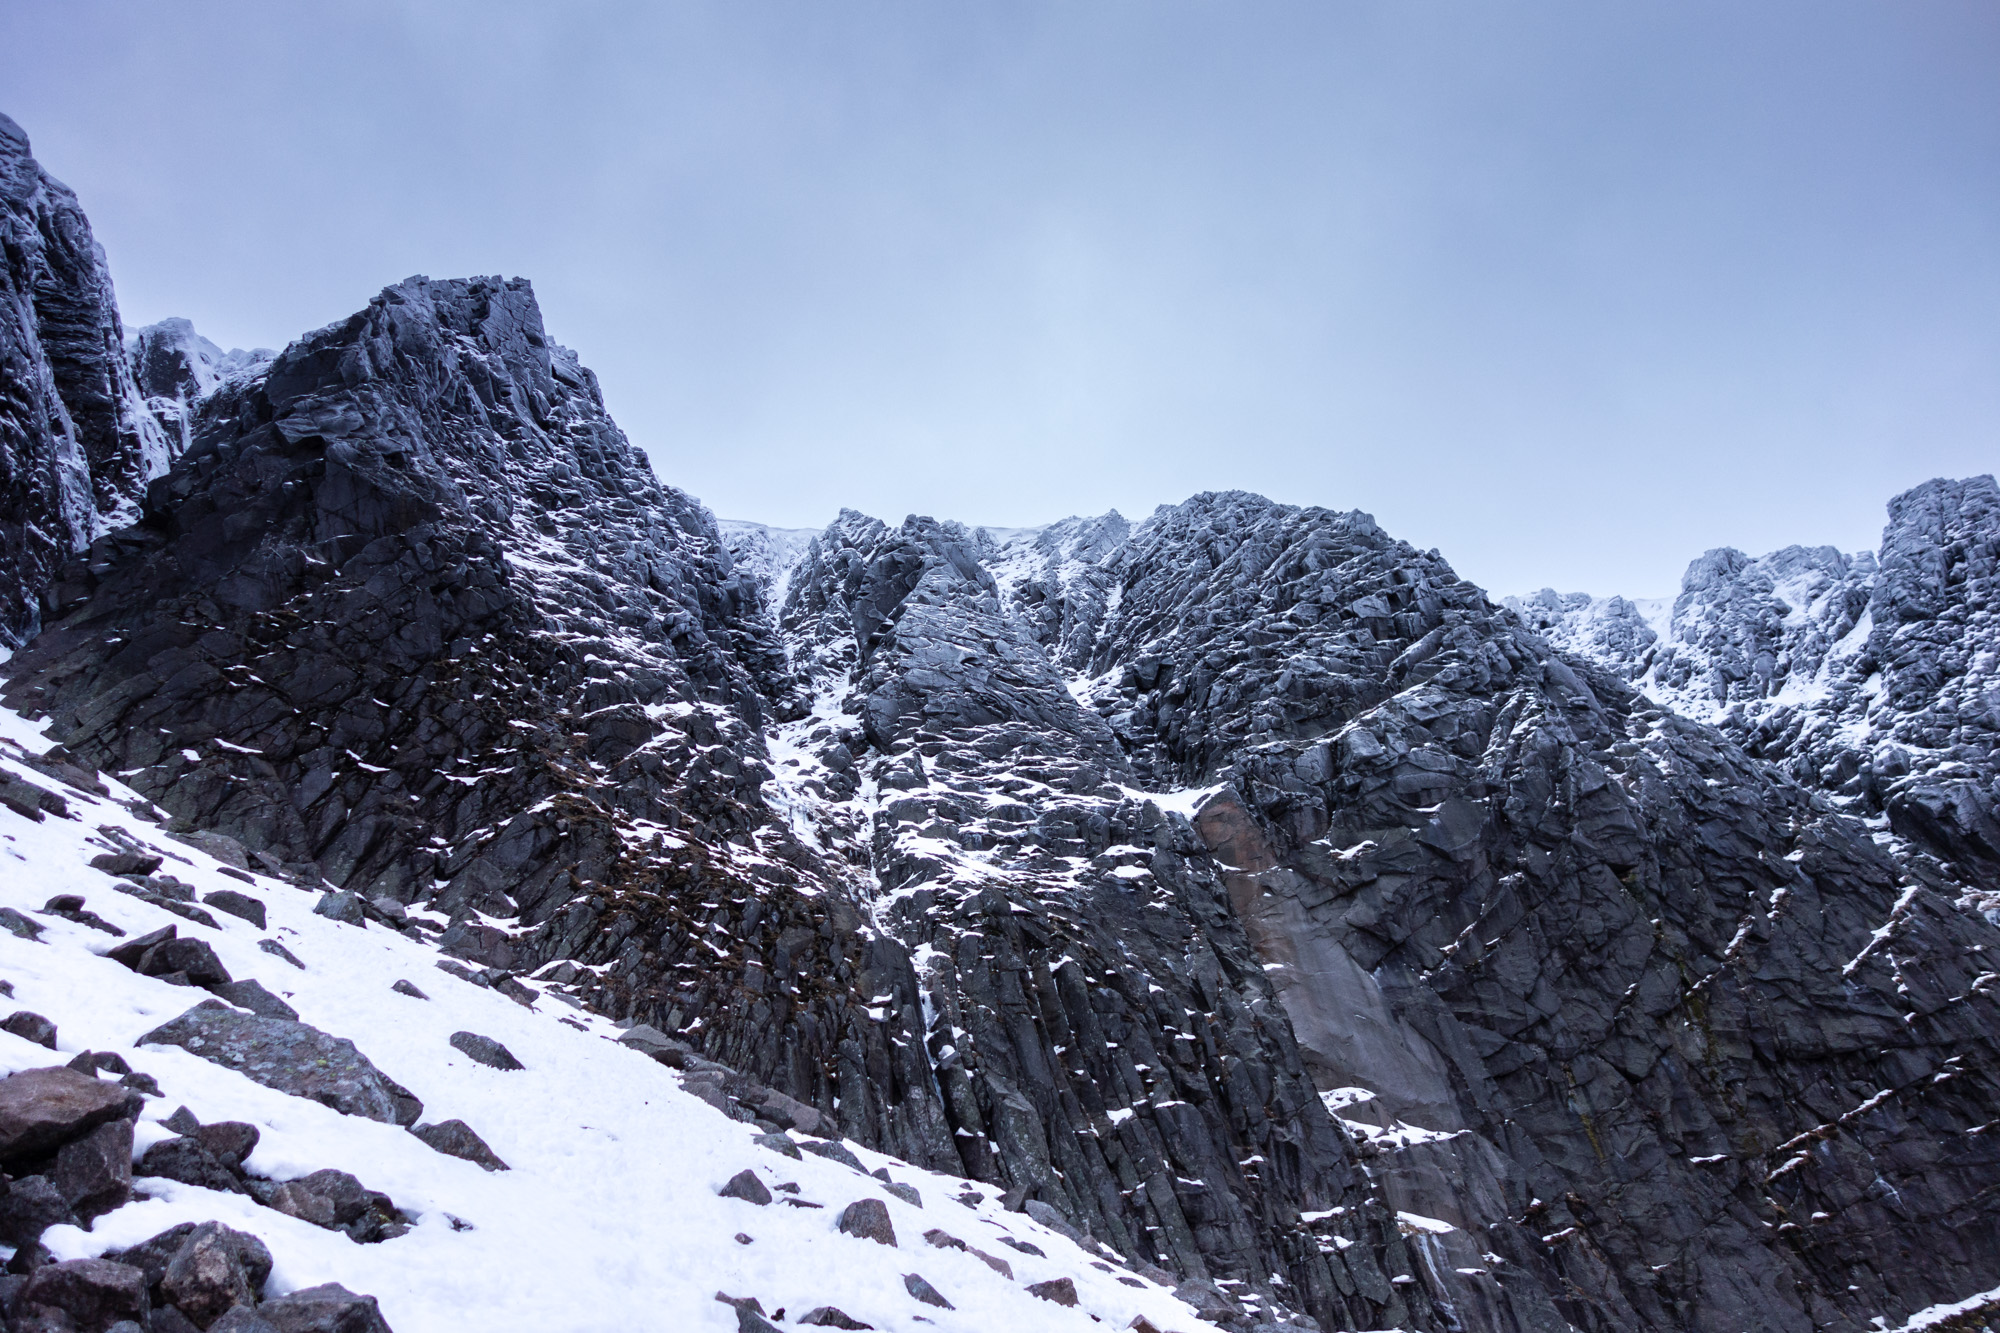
0, 113, 168, 645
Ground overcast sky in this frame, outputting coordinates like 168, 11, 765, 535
2, 3, 1994, 597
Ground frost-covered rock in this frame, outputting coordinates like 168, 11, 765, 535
0, 113, 172, 645
1514, 475, 2000, 903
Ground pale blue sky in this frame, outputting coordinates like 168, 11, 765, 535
2, 2, 1994, 597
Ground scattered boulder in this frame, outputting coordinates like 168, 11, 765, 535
208, 980, 299, 1021
0, 1175, 73, 1245
902, 1272, 952, 1309
801, 1140, 865, 1173
135, 1136, 244, 1194
201, 891, 266, 930
139, 1001, 422, 1125
256, 939, 304, 969
311, 891, 365, 926
0, 772, 67, 823
753, 1132, 802, 1160
996, 1236, 1045, 1258
448, 1031, 522, 1071
878, 1179, 921, 1208
266, 1169, 409, 1243
2, 1010, 56, 1049
41, 896, 123, 935
797, 1309, 873, 1329
106, 925, 175, 969
921, 1229, 1011, 1278
89, 851, 161, 877
118, 1071, 161, 1097
615, 1024, 691, 1066
389, 980, 427, 1001
410, 1119, 507, 1172
1025, 1199, 1085, 1244
52, 1118, 133, 1220
16, 1257, 147, 1331
836, 1198, 896, 1247
0, 906, 44, 940
195, 1121, 261, 1170
63, 1052, 132, 1078
130, 937, 232, 988
1027, 1277, 1079, 1306
161, 1222, 262, 1325
718, 1169, 772, 1205
0, 1067, 140, 1158
255, 1282, 393, 1333
436, 920, 519, 971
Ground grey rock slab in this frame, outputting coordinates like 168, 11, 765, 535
257, 939, 305, 969
208, 979, 298, 1021
389, 980, 428, 1000
161, 1222, 260, 1325
409, 1118, 507, 1171
201, 890, 266, 929
902, 1272, 952, 1309
51, 1117, 132, 1220
0, 1175, 72, 1246
1026, 1277, 1078, 1306
134, 1136, 244, 1193
448, 1031, 522, 1071
138, 1000, 421, 1125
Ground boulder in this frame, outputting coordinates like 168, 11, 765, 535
448, 1031, 522, 1071
256, 939, 305, 970
752, 1131, 802, 1160
311, 891, 366, 926
836, 1198, 896, 1247
194, 1121, 261, 1170
0, 1067, 140, 1159
0, 1175, 72, 1245
2, 1011, 56, 1049
409, 1119, 507, 1171
138, 1001, 422, 1125
268, 1169, 407, 1242
797, 1310, 872, 1329
436, 920, 519, 970
254, 1282, 393, 1333
52, 1118, 133, 1220
209, 1308, 283, 1332
801, 1140, 865, 1173
16, 1258, 147, 1332
718, 1169, 771, 1205
615, 1024, 691, 1066
0, 906, 44, 940
201, 891, 266, 929
89, 852, 161, 877
160, 1222, 269, 1324
135, 1136, 244, 1194
1027, 1277, 1078, 1306
902, 1273, 952, 1309
106, 925, 175, 969
135, 937, 232, 987
208, 980, 299, 1021
389, 980, 427, 1001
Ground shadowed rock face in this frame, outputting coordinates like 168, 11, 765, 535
0, 113, 170, 645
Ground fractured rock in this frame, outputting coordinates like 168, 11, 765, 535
409, 1119, 507, 1172
448, 1031, 522, 1071
138, 1000, 422, 1125
836, 1198, 896, 1247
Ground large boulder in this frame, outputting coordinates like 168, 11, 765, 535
51, 1117, 133, 1220
0, 1067, 139, 1159
408, 1119, 506, 1172
254, 1282, 393, 1333
138, 1001, 421, 1125
15, 1258, 148, 1332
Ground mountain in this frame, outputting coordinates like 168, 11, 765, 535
0, 109, 1997, 1333
0, 113, 173, 647
1506, 475, 2000, 913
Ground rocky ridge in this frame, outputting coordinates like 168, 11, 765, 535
1507, 475, 2000, 909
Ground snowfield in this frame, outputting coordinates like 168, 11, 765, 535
0, 705, 1215, 1333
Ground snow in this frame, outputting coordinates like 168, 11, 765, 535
0, 707, 1212, 1333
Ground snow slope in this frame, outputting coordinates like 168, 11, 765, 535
0, 706, 1214, 1333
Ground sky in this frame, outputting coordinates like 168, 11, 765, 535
1, 2, 1994, 598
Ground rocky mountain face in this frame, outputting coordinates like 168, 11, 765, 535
0, 114, 171, 646
1508, 475, 2000, 912
0, 107, 1997, 1333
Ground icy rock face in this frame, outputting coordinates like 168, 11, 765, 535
750, 489, 2000, 1333
0, 113, 171, 645
1516, 475, 2000, 903
127, 317, 275, 461
1, 276, 956, 1166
